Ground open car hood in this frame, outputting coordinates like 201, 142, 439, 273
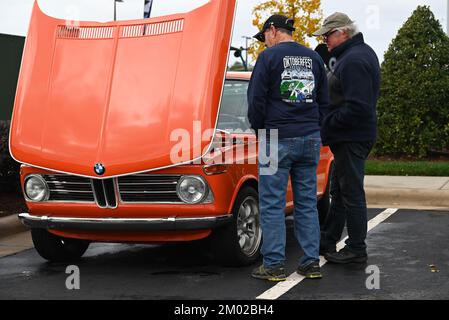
10, 0, 236, 178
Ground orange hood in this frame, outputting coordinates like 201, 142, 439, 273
10, 0, 236, 178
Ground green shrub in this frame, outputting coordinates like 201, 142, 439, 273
374, 6, 449, 158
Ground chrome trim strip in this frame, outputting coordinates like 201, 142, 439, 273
36, 200, 95, 204
18, 213, 232, 231
118, 181, 178, 184
48, 189, 94, 193
119, 190, 178, 194
119, 174, 182, 177
46, 181, 92, 185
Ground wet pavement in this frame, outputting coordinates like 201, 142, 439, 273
0, 209, 448, 300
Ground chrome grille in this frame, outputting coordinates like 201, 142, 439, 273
43, 175, 95, 203
117, 175, 182, 203
91, 178, 117, 209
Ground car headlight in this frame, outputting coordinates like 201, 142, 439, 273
24, 175, 49, 202
176, 176, 209, 204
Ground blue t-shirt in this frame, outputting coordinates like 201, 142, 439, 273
247, 41, 329, 139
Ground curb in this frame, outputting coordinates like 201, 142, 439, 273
0, 214, 28, 239
366, 188, 449, 208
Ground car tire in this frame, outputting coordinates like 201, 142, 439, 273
317, 162, 334, 227
31, 228, 90, 262
210, 186, 261, 267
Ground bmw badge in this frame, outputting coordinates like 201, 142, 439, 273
94, 163, 105, 176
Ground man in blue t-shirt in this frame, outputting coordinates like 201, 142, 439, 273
248, 14, 329, 281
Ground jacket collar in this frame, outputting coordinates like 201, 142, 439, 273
331, 32, 364, 58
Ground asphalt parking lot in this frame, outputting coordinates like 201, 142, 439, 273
0, 208, 448, 300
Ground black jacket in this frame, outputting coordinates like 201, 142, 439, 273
321, 33, 380, 145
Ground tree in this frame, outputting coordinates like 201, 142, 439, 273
375, 6, 449, 158
249, 0, 323, 60
228, 61, 245, 71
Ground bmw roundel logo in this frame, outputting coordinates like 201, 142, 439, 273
94, 163, 106, 175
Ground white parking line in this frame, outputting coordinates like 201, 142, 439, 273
256, 208, 399, 300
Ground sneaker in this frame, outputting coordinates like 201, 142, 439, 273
324, 247, 368, 264
251, 264, 287, 282
297, 262, 322, 279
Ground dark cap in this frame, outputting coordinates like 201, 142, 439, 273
253, 14, 296, 42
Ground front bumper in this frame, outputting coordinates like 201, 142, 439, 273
18, 213, 232, 232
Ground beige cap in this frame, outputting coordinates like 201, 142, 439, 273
312, 12, 354, 36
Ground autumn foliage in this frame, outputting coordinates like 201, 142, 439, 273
249, 0, 323, 60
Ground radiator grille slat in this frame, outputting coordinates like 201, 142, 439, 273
117, 175, 182, 203
42, 174, 183, 204
43, 175, 95, 202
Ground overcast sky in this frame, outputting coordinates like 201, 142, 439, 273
0, 0, 447, 65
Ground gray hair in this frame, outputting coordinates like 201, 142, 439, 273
335, 23, 359, 38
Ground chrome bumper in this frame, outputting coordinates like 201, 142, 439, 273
18, 213, 232, 231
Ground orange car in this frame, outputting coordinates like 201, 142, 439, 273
11, 0, 333, 265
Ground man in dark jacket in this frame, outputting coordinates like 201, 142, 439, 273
313, 13, 380, 264
248, 14, 329, 280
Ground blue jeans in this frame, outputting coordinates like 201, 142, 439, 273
321, 141, 374, 255
258, 132, 321, 269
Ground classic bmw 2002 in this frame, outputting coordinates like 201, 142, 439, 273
11, 0, 333, 265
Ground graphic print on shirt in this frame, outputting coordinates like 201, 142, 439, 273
280, 56, 315, 104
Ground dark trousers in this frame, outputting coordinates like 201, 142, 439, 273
321, 141, 374, 255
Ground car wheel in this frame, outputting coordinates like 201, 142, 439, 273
210, 186, 261, 266
317, 162, 334, 227
31, 228, 90, 262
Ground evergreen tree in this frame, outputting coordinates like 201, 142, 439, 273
228, 61, 245, 71
375, 6, 449, 158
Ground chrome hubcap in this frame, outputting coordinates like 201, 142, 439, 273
236, 196, 261, 257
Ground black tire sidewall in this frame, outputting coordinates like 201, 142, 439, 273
211, 186, 261, 266
31, 228, 90, 262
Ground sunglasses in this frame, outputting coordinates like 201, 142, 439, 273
323, 29, 339, 41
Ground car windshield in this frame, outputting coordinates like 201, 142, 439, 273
217, 80, 253, 133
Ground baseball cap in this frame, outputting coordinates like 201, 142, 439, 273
312, 12, 354, 36
253, 14, 296, 42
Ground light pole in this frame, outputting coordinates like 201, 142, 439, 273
114, 0, 124, 21
242, 36, 252, 70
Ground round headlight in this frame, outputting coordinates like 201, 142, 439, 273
24, 175, 49, 202
176, 176, 208, 204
